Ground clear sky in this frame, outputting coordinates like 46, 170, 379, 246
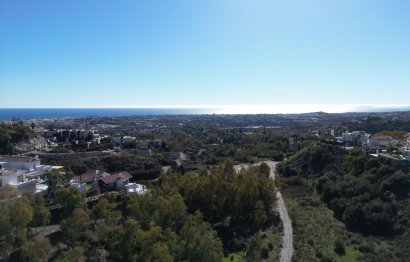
0, 0, 409, 109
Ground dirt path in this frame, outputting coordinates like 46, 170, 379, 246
235, 161, 293, 262
266, 161, 294, 262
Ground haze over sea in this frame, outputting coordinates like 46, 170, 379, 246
1, 105, 410, 121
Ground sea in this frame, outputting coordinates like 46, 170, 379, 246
0, 108, 213, 121
1, 105, 409, 120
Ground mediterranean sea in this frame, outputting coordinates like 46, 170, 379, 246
0, 108, 212, 120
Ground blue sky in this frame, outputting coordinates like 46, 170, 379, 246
0, 0, 409, 109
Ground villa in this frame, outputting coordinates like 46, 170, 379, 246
0, 168, 37, 194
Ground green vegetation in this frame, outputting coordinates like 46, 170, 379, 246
43, 153, 162, 180
0, 161, 279, 261
374, 130, 408, 140
278, 143, 410, 261
0, 123, 34, 154
222, 252, 244, 262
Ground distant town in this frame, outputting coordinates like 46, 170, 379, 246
1, 111, 410, 261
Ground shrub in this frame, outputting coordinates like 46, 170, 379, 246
334, 239, 346, 255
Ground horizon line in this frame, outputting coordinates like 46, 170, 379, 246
1, 104, 410, 115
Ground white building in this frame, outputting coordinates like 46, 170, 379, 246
124, 183, 147, 195
0, 155, 54, 195
341, 131, 370, 146
0, 168, 37, 194
0, 155, 52, 177
69, 180, 87, 193
113, 136, 136, 148
122, 136, 136, 147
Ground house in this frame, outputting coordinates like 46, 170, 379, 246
69, 180, 87, 193
113, 136, 136, 148
77, 169, 110, 184
99, 171, 133, 191
0, 155, 52, 180
0, 168, 37, 194
341, 131, 370, 146
124, 183, 147, 195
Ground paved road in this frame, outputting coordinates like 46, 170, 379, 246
235, 161, 294, 262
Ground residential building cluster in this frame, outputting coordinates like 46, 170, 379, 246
337, 130, 410, 163
0, 155, 53, 194
71, 169, 147, 195
0, 155, 147, 196
337, 131, 371, 146
44, 129, 102, 149
112, 137, 168, 157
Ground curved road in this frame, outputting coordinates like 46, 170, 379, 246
235, 161, 294, 262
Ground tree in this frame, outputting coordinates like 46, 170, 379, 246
154, 193, 187, 231
45, 171, 72, 194
54, 187, 86, 218
60, 208, 91, 247
177, 213, 223, 262
24, 193, 50, 228
93, 197, 121, 224
223, 159, 235, 181
334, 239, 345, 255
245, 235, 262, 262
0, 193, 33, 260
137, 226, 173, 262
254, 200, 267, 227
56, 246, 86, 262
259, 163, 270, 177
20, 236, 51, 262
87, 247, 108, 262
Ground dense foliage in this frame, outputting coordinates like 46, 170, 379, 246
279, 143, 410, 261
0, 161, 277, 261
0, 123, 34, 154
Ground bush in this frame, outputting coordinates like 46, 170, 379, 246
358, 242, 373, 253
334, 239, 346, 255
320, 256, 334, 262
260, 246, 269, 259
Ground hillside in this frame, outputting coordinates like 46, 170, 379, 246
0, 123, 36, 154
277, 143, 410, 262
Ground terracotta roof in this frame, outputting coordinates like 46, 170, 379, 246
100, 171, 132, 184
78, 169, 110, 183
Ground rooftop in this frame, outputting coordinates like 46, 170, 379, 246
100, 171, 132, 184
0, 169, 19, 176
77, 169, 110, 183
